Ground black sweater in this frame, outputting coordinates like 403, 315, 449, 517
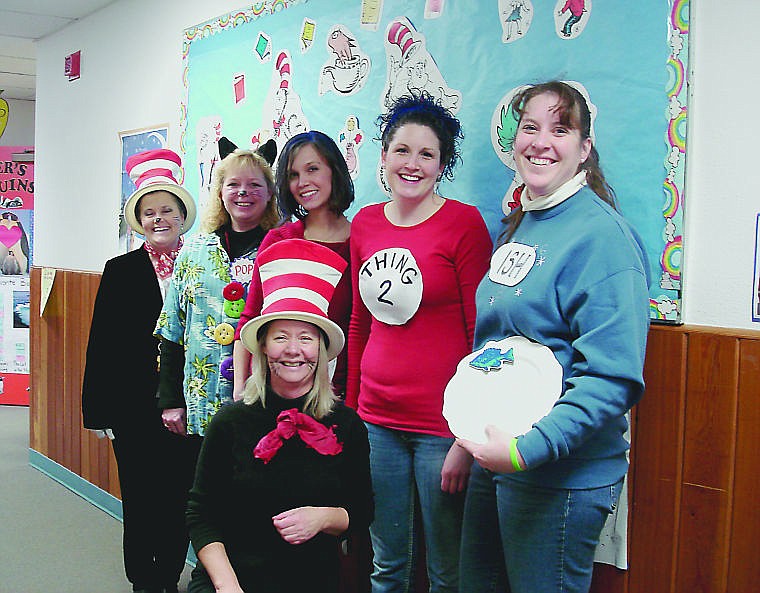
186, 389, 373, 593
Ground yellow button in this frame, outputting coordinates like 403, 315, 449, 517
213, 322, 235, 345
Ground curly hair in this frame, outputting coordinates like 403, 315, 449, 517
377, 92, 463, 181
275, 131, 355, 220
202, 149, 280, 233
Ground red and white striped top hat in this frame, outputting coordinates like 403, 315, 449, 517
239, 239, 347, 360
123, 148, 197, 235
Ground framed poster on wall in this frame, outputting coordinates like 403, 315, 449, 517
0, 145, 34, 405
118, 125, 170, 253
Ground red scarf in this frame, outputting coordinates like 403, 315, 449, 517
254, 408, 343, 464
144, 237, 183, 281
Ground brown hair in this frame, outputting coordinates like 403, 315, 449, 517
499, 81, 616, 245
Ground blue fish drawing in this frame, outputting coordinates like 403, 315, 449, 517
469, 347, 514, 373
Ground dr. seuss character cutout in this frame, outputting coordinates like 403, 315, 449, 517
554, 0, 592, 39
499, 0, 533, 43
359, 247, 423, 325
259, 50, 309, 152
381, 17, 461, 114
319, 24, 371, 96
338, 115, 365, 179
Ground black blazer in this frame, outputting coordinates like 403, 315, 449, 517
81, 247, 164, 430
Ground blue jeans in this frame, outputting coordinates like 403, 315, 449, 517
460, 463, 622, 593
366, 422, 464, 593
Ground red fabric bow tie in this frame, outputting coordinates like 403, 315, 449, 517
254, 408, 343, 464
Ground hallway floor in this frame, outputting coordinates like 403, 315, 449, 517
0, 405, 192, 593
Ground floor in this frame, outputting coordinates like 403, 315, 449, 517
0, 405, 192, 593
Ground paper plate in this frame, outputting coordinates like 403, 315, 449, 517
443, 335, 562, 444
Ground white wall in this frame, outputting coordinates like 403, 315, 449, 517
34, 0, 244, 272
0, 99, 35, 146
31, 1, 758, 329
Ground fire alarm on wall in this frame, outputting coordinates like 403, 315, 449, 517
64, 51, 81, 81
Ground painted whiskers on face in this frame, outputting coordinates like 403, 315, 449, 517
138, 191, 185, 251
221, 166, 272, 231
263, 319, 321, 397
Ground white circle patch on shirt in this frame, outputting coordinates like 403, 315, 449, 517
489, 242, 536, 287
359, 247, 423, 325
443, 335, 562, 444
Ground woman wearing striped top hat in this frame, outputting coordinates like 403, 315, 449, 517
186, 239, 373, 593
82, 148, 197, 593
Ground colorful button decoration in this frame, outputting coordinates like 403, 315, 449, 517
223, 281, 245, 301
224, 298, 246, 319
213, 322, 235, 345
220, 356, 234, 381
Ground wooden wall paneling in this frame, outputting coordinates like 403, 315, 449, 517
727, 339, 760, 591
589, 565, 626, 593
678, 484, 730, 593
676, 333, 738, 593
681, 333, 738, 489
627, 326, 687, 593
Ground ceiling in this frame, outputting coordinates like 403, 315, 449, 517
0, 0, 117, 101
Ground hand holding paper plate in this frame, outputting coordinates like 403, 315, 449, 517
443, 336, 562, 444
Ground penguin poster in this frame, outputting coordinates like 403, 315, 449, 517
181, 0, 688, 322
0, 146, 33, 404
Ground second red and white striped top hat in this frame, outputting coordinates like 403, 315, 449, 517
238, 238, 347, 360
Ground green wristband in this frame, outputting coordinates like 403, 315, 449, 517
509, 438, 524, 472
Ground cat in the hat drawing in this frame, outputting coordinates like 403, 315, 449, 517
259, 50, 309, 152
381, 17, 461, 114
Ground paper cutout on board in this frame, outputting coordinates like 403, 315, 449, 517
499, 0, 533, 43
360, 0, 384, 30
233, 73, 246, 104
196, 116, 222, 214
338, 115, 365, 180
319, 25, 371, 96
381, 17, 461, 114
258, 50, 309, 153
300, 18, 316, 53
490, 81, 596, 214
255, 32, 272, 62
424, 0, 445, 19
555, 0, 592, 39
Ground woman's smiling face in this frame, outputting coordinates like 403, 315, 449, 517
381, 123, 444, 204
513, 92, 592, 199
137, 191, 185, 251
221, 164, 273, 231
263, 319, 320, 396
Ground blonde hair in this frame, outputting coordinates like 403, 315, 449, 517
242, 323, 338, 419
202, 149, 281, 233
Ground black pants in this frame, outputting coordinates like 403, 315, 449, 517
112, 419, 202, 590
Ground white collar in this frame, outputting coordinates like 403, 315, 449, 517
521, 171, 587, 212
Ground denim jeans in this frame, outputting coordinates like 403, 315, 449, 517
460, 463, 622, 593
366, 422, 464, 593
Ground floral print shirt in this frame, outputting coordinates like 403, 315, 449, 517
155, 232, 258, 436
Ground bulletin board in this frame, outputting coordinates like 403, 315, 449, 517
180, 0, 689, 323
0, 145, 34, 405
